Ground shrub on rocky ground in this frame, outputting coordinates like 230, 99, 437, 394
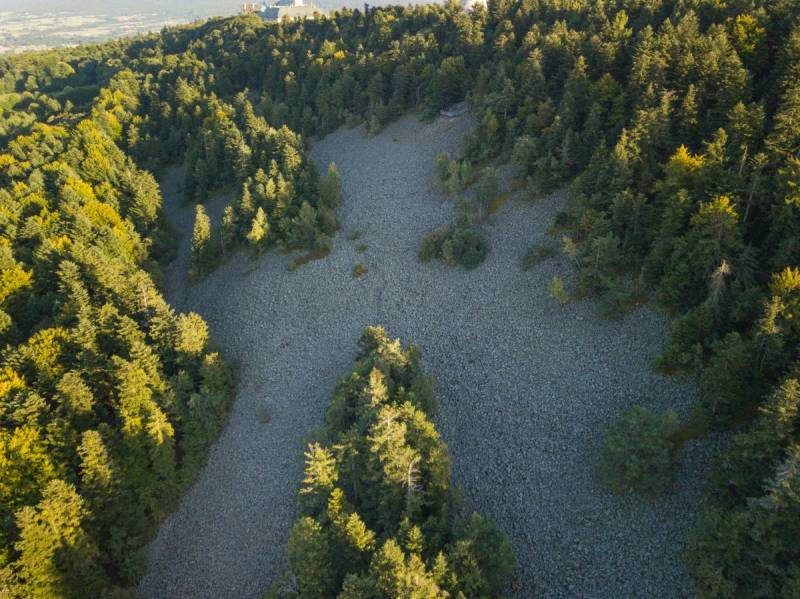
598, 407, 679, 497
521, 244, 555, 270
548, 276, 569, 305
419, 224, 487, 269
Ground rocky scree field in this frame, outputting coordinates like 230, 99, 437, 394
138, 113, 719, 599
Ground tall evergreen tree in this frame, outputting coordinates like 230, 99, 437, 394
191, 204, 214, 276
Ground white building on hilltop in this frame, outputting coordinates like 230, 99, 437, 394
241, 0, 320, 22
462, 0, 487, 10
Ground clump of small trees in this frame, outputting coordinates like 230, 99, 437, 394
190, 162, 343, 278
435, 152, 475, 197
597, 407, 679, 497
419, 199, 488, 270
418, 223, 488, 270
424, 155, 492, 270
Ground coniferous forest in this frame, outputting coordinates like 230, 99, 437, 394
276, 327, 514, 598
1, 0, 800, 597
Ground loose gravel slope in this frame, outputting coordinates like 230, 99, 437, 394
139, 114, 715, 599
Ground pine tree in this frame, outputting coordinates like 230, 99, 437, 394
435, 153, 452, 187
146, 406, 177, 497
128, 168, 161, 229
193, 157, 210, 201
274, 174, 292, 221
0, 425, 59, 527
678, 83, 699, 145
288, 202, 318, 250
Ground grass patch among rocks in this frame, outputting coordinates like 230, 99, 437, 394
287, 248, 330, 271
521, 243, 556, 270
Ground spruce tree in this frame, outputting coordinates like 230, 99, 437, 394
246, 207, 270, 253
219, 205, 238, 252
287, 517, 334, 599
238, 180, 255, 229
320, 162, 342, 209
190, 204, 214, 276
14, 480, 104, 599
77, 430, 115, 500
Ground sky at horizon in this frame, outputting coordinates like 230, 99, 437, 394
0, 1, 238, 17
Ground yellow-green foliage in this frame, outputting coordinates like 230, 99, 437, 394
0, 78, 234, 596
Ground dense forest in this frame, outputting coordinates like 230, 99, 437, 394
1, 0, 800, 596
0, 48, 235, 597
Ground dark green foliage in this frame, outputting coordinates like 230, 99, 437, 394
435, 153, 473, 198
699, 333, 757, 428
183, 108, 334, 262
687, 378, 800, 598
319, 163, 342, 210
418, 224, 486, 269
219, 205, 238, 253
598, 407, 679, 497
450, 225, 489, 270
428, 56, 469, 112
474, 167, 499, 223
419, 222, 488, 270
435, 153, 452, 188
653, 303, 715, 375
451, 513, 517, 596
276, 327, 515, 598
419, 225, 452, 263
521, 244, 555, 270
287, 517, 335, 599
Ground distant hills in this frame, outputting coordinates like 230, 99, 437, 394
0, 0, 436, 53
